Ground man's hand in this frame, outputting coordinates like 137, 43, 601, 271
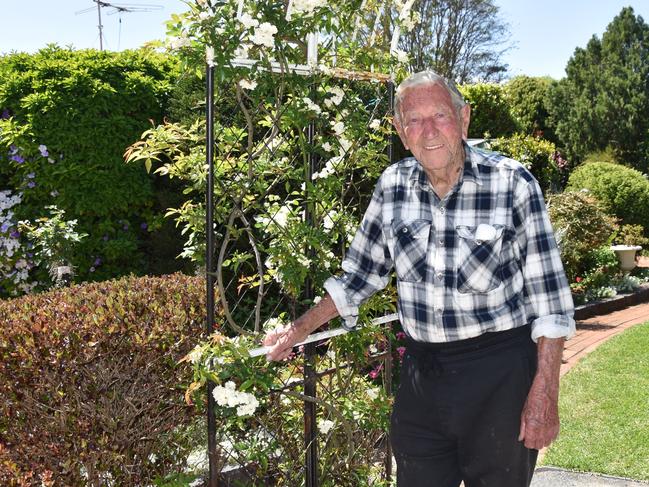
263, 323, 309, 361
263, 293, 340, 362
518, 336, 565, 450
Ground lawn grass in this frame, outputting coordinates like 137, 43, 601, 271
541, 322, 649, 480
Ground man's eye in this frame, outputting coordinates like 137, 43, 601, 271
407, 118, 420, 125
434, 113, 447, 119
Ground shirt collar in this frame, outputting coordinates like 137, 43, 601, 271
408, 141, 483, 191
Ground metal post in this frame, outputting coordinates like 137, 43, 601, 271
96, 0, 104, 51
384, 80, 396, 483
303, 88, 319, 487
205, 63, 219, 487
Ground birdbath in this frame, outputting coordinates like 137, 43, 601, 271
610, 245, 642, 273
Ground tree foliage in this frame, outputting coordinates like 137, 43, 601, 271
505, 75, 555, 141
547, 7, 649, 171
398, 0, 510, 82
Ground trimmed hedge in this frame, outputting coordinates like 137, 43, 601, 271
0, 273, 208, 485
459, 83, 520, 139
567, 161, 649, 233
0, 46, 187, 284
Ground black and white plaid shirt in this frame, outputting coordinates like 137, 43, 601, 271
324, 144, 575, 343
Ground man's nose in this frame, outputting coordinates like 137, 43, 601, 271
422, 118, 438, 137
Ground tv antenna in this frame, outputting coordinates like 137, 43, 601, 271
75, 1, 163, 51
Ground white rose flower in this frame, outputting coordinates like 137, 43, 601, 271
318, 419, 335, 434
239, 12, 259, 29
239, 78, 258, 90
366, 387, 379, 401
392, 49, 409, 64
324, 86, 344, 108
322, 142, 332, 152
331, 121, 345, 136
250, 22, 278, 48
369, 119, 381, 130
169, 36, 191, 50
302, 97, 322, 114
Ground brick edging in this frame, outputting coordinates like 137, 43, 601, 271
574, 284, 649, 321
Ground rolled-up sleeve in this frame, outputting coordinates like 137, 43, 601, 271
324, 175, 393, 330
514, 176, 576, 342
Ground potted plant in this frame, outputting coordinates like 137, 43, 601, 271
611, 224, 649, 272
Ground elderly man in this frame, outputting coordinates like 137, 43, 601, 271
264, 70, 574, 487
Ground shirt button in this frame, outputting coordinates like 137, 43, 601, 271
438, 239, 444, 246
436, 271, 443, 280
439, 206, 446, 214
402, 227, 408, 233
435, 308, 443, 315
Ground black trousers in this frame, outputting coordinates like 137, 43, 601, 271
390, 326, 538, 487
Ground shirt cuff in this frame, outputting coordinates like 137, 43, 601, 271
530, 314, 576, 343
324, 276, 359, 330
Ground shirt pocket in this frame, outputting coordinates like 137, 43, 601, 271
390, 219, 432, 282
456, 224, 508, 294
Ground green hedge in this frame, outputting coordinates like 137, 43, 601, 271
488, 134, 566, 194
0, 46, 186, 285
459, 82, 520, 139
0, 273, 208, 485
567, 161, 649, 233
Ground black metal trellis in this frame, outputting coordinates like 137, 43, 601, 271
204, 65, 397, 486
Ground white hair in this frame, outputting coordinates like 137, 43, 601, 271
394, 70, 467, 124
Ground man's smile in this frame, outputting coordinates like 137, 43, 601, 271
424, 144, 444, 150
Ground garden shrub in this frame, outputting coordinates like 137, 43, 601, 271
570, 245, 620, 304
566, 161, 649, 233
487, 134, 567, 194
504, 75, 555, 141
0, 46, 187, 290
547, 191, 618, 282
459, 82, 520, 139
0, 273, 208, 485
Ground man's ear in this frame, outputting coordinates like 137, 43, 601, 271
460, 104, 471, 140
393, 117, 409, 150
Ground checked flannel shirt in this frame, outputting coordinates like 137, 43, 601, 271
324, 144, 575, 343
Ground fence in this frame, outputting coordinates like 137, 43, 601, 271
204, 62, 400, 486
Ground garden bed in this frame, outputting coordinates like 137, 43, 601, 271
574, 283, 649, 321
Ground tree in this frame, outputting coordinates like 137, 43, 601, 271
547, 7, 649, 171
398, 0, 511, 83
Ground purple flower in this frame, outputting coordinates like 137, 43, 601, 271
9, 145, 18, 155
140, 222, 148, 230
0, 222, 10, 233
102, 234, 109, 241
27, 172, 35, 179
122, 223, 129, 231
11, 154, 25, 164
1, 109, 9, 119
10, 230, 20, 239
94, 257, 102, 266
38, 145, 49, 157
27, 181, 36, 189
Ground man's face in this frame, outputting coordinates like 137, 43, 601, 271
395, 83, 471, 174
